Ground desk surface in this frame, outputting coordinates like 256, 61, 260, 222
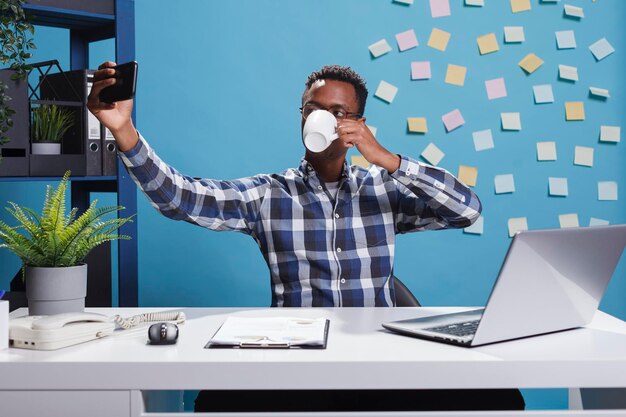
2, 307, 626, 391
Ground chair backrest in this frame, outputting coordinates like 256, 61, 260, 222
393, 276, 421, 307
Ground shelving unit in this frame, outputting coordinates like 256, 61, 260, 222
0, 0, 138, 306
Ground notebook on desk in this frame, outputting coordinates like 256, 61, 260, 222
383, 225, 626, 347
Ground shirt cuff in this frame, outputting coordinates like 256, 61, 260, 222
119, 131, 150, 167
390, 154, 423, 181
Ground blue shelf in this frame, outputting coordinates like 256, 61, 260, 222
0, 176, 117, 182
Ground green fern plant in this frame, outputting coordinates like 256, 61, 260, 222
0, 171, 134, 268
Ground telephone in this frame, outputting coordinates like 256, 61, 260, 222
9, 310, 186, 351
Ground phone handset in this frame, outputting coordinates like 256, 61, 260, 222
112, 310, 186, 329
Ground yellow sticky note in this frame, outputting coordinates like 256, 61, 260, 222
518, 53, 544, 74
511, 0, 531, 13
458, 165, 478, 187
445, 64, 467, 86
351, 155, 370, 169
477, 33, 499, 55
407, 117, 428, 133
428, 28, 451, 52
565, 102, 585, 121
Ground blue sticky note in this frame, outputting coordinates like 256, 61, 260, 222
589, 38, 615, 61
472, 129, 494, 151
549, 177, 568, 196
464, 215, 484, 235
495, 174, 515, 194
533, 84, 554, 104
556, 30, 576, 49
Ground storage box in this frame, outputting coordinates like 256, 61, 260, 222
0, 300, 8, 350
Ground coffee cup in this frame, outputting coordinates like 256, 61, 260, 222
303, 110, 339, 153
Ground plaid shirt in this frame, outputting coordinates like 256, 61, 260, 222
120, 134, 482, 307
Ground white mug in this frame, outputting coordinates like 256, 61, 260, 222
303, 110, 339, 153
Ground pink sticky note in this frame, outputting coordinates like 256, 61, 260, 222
442, 109, 465, 132
430, 0, 451, 18
396, 29, 418, 52
411, 61, 431, 80
485, 77, 507, 100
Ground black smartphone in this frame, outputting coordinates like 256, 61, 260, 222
99, 61, 138, 103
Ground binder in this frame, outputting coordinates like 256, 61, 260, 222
205, 317, 330, 349
102, 127, 118, 176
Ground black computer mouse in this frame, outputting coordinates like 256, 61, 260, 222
148, 322, 179, 345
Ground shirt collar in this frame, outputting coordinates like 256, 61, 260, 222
299, 158, 352, 183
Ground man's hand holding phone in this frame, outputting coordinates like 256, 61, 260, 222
87, 61, 139, 151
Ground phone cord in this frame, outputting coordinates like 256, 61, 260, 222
112, 311, 186, 329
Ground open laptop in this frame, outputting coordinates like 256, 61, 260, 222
383, 225, 626, 347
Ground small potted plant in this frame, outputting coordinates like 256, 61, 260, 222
0, 171, 134, 315
30, 104, 74, 155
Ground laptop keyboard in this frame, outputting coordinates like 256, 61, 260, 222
424, 320, 480, 337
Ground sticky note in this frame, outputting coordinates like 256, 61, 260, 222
519, 53, 544, 74
374, 80, 398, 103
430, 0, 451, 18
394, 0, 414, 4
477, 33, 499, 55
508, 217, 528, 237
504, 26, 525, 43
589, 87, 610, 98
555, 30, 576, 49
511, 0, 531, 13
600, 125, 620, 143
407, 117, 428, 133
465, 0, 484, 6
533, 84, 554, 104
464, 215, 484, 235
574, 146, 594, 167
351, 155, 370, 169
536, 141, 557, 161
473, 129, 494, 151
421, 143, 445, 166
565, 102, 585, 121
598, 181, 618, 201
558, 64, 578, 81
589, 38, 615, 61
369, 39, 392, 58
458, 165, 478, 187
590, 218, 610, 227
428, 28, 451, 51
445, 64, 467, 86
485, 78, 507, 100
495, 174, 515, 194
411, 61, 432, 80
396, 29, 418, 52
367, 125, 377, 137
501, 112, 521, 131
559, 213, 579, 228
549, 177, 569, 197
442, 109, 465, 132
564, 4, 584, 18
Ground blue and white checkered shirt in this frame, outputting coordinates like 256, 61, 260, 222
120, 134, 482, 307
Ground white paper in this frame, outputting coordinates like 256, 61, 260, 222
367, 125, 377, 137
537, 141, 557, 161
549, 177, 568, 196
473, 129, 494, 151
589, 87, 610, 98
556, 30, 576, 49
559, 213, 579, 228
589, 38, 615, 61
368, 39, 392, 58
564, 4, 584, 18
559, 64, 578, 81
495, 174, 515, 194
533, 84, 554, 104
600, 126, 620, 143
504, 26, 525, 43
421, 143, 445, 166
0, 301, 7, 350
589, 218, 610, 227
598, 181, 618, 201
508, 217, 528, 237
464, 215, 484, 235
394, 0, 414, 4
209, 317, 328, 347
374, 80, 398, 103
574, 146, 594, 167
465, 0, 484, 6
501, 112, 521, 131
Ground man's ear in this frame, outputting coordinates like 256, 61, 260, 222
360, 117, 367, 124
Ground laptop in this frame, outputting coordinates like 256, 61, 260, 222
383, 225, 626, 347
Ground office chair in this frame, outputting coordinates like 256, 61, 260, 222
393, 276, 421, 307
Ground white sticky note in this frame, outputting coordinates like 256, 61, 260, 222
473, 129, 494, 152
559, 64, 578, 81
421, 143, 445, 166
533, 84, 554, 104
537, 141, 557, 161
374, 80, 398, 103
368, 39, 392, 58
589, 38, 615, 61
590, 218, 610, 227
556, 30, 576, 49
501, 112, 521, 131
559, 213, 579, 228
495, 174, 515, 194
549, 177, 569, 196
367, 125, 377, 137
465, 0, 484, 6
589, 87, 610, 98
394, 0, 414, 4
574, 146, 594, 167
600, 126, 620, 143
598, 181, 618, 201
504, 26, 525, 43
464, 215, 484, 235
564, 4, 584, 18
508, 217, 528, 237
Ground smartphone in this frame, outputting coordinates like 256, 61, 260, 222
99, 61, 138, 103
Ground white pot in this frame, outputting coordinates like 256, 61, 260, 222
31, 142, 61, 155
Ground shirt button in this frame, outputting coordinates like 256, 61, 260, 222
340, 278, 346, 284
335, 213, 340, 218
317, 185, 323, 190
336, 247, 342, 253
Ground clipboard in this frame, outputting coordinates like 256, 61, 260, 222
205, 317, 330, 349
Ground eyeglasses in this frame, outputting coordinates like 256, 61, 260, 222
300, 103, 362, 121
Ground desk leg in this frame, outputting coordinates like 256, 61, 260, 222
569, 388, 626, 410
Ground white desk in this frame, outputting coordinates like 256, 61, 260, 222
2, 307, 626, 417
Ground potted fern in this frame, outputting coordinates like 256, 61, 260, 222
30, 104, 74, 155
0, 171, 134, 315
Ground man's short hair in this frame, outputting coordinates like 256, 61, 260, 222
304, 65, 368, 116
